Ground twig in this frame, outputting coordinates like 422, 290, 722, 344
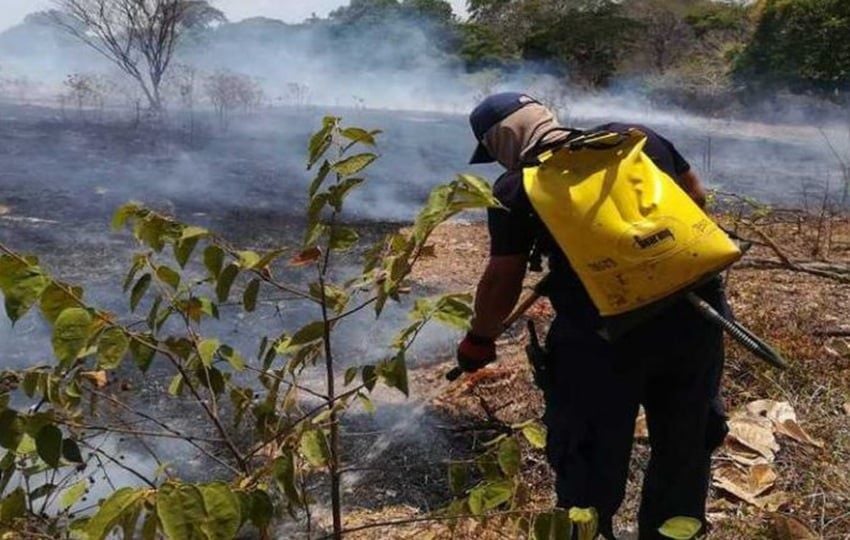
322, 509, 535, 539
747, 227, 850, 284
81, 441, 156, 489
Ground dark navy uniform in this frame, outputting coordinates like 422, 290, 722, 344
488, 123, 729, 539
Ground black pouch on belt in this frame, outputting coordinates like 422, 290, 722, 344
526, 320, 551, 392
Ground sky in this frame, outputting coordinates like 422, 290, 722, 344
0, 0, 469, 32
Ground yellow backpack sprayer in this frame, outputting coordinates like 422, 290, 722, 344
447, 129, 787, 381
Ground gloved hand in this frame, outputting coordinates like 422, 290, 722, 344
456, 332, 496, 373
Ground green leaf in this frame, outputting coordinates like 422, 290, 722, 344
156, 484, 203, 539
522, 422, 547, 449
62, 438, 84, 463
329, 227, 359, 251
197, 483, 242, 540
203, 245, 225, 278
362, 365, 378, 392
147, 295, 163, 330
308, 160, 332, 197
254, 249, 286, 270
303, 223, 329, 249
198, 339, 220, 367
52, 308, 93, 368
468, 480, 514, 515
308, 117, 338, 169
308, 282, 350, 314
341, 127, 380, 146
448, 463, 467, 496
130, 338, 156, 373
123, 255, 145, 293
328, 177, 365, 210
97, 328, 129, 370
35, 424, 62, 468
433, 294, 474, 331
300, 429, 330, 468
156, 266, 181, 291
181, 226, 208, 241
237, 251, 261, 269
174, 237, 200, 268
658, 517, 703, 539
130, 274, 152, 312
84, 487, 146, 540
0, 487, 26, 524
168, 374, 184, 397
220, 345, 246, 372
134, 215, 175, 252
272, 451, 302, 507
307, 193, 329, 229
243, 279, 260, 312
344, 366, 358, 386
0, 410, 21, 451
569, 507, 598, 540
0, 257, 49, 324
157, 483, 241, 540
39, 282, 82, 325
59, 480, 88, 511
245, 489, 274, 529
378, 353, 409, 396
216, 264, 239, 303
498, 437, 521, 477
111, 202, 140, 231
332, 153, 377, 177
290, 321, 326, 347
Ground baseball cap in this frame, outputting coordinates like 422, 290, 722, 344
469, 92, 539, 164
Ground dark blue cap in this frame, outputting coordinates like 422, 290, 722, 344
469, 92, 539, 164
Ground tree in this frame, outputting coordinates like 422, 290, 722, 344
734, 0, 850, 99
520, 1, 637, 87
50, 0, 225, 113
204, 70, 263, 129
624, 0, 696, 74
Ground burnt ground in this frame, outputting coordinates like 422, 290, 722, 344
340, 215, 850, 539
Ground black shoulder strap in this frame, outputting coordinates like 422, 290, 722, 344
523, 129, 630, 167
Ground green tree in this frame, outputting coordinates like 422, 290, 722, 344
734, 0, 850, 98
520, 0, 637, 87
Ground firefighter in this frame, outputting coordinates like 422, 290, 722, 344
455, 93, 730, 539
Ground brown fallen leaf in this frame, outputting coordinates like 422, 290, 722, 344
776, 419, 824, 448
713, 463, 777, 504
727, 416, 779, 462
724, 439, 771, 467
843, 402, 850, 416
746, 400, 824, 448
771, 514, 818, 539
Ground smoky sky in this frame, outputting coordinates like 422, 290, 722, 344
0, 0, 469, 31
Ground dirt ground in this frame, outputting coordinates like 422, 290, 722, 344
342, 212, 850, 539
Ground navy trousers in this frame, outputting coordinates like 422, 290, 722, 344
541, 284, 729, 539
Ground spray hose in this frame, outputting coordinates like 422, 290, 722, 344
686, 293, 788, 370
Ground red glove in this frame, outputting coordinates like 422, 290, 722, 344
457, 332, 496, 373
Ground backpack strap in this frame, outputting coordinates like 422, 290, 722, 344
525, 129, 630, 167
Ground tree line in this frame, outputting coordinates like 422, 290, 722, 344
336, 0, 850, 107
24, 0, 850, 115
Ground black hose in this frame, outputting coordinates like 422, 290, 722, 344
686, 293, 788, 370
